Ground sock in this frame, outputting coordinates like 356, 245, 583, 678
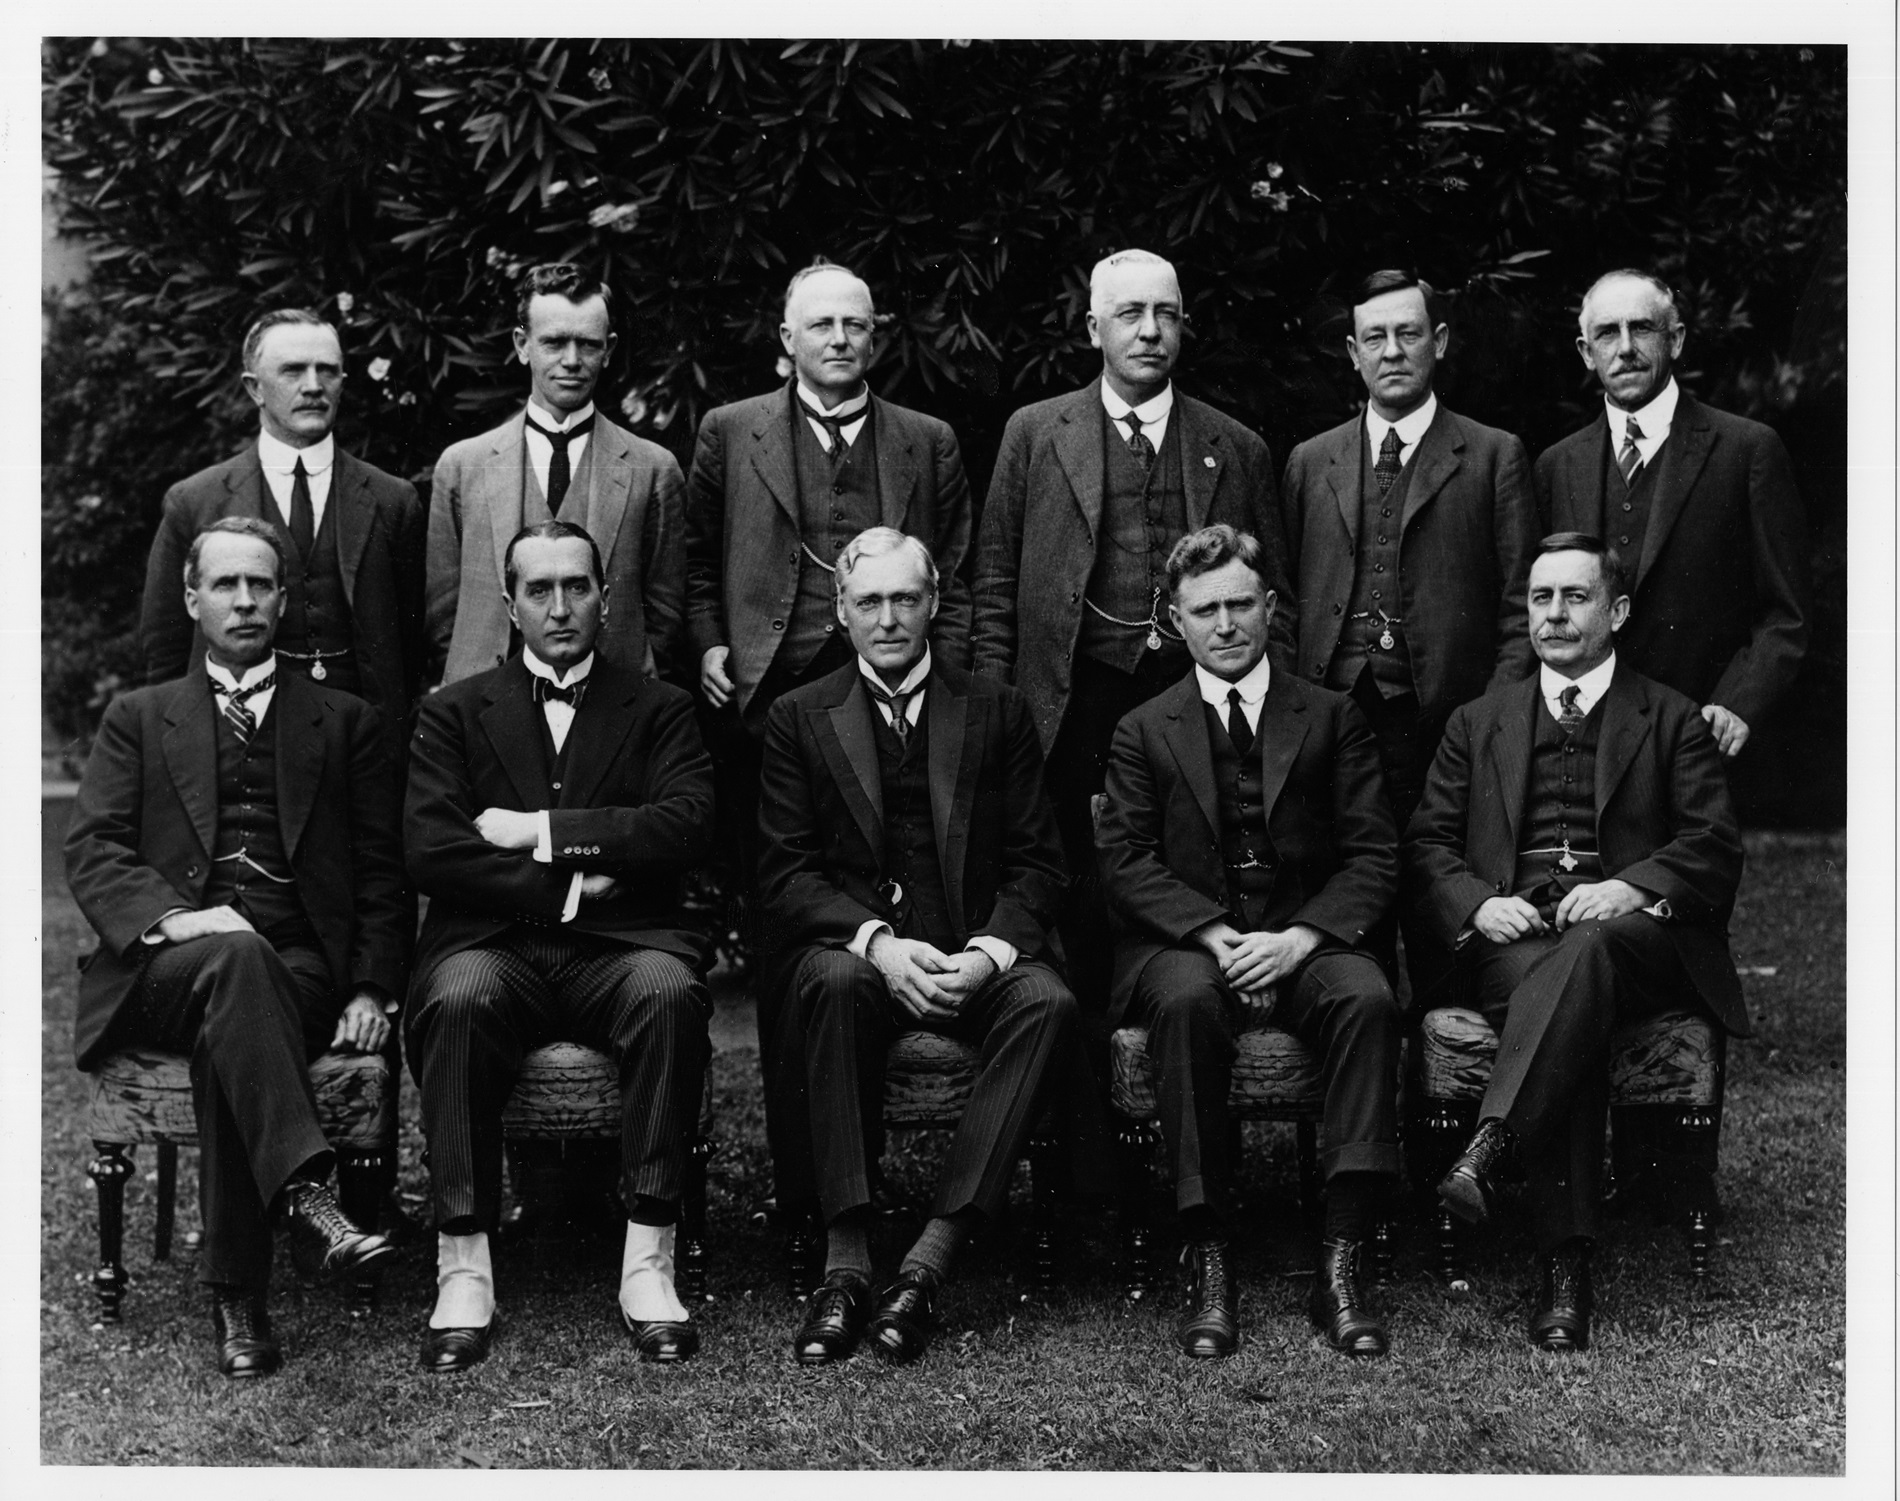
429, 1231, 494, 1329
1324, 1172, 1386, 1243
825, 1211, 873, 1283
619, 1221, 689, 1323
1179, 1204, 1225, 1245
900, 1207, 981, 1280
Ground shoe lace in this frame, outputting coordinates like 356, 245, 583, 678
289, 1183, 359, 1242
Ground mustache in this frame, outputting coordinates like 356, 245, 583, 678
1538, 627, 1581, 641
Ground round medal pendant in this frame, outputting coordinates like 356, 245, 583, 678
310, 660, 327, 681
1378, 628, 1395, 651
1146, 629, 1162, 651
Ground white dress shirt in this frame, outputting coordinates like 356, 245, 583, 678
257, 430, 335, 536
1606, 377, 1679, 467
845, 646, 1017, 975
1366, 391, 1437, 471
796, 382, 869, 454
1539, 653, 1617, 723
524, 650, 596, 921
1101, 380, 1175, 451
1194, 652, 1272, 733
524, 398, 596, 503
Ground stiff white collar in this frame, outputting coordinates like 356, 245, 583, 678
206, 654, 278, 693
257, 429, 333, 476
1101, 381, 1174, 425
1194, 651, 1272, 712
1539, 652, 1617, 719
525, 398, 596, 433
1366, 391, 1437, 461
524, 649, 595, 689
797, 381, 870, 422
858, 643, 931, 700
1605, 377, 1679, 444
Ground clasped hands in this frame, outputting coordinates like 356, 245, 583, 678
1191, 918, 1322, 1013
1472, 878, 1652, 943
866, 930, 997, 1023
475, 807, 619, 902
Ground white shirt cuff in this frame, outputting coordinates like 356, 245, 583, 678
849, 919, 892, 959
533, 811, 553, 864
141, 907, 192, 944
560, 870, 584, 923
965, 935, 1017, 973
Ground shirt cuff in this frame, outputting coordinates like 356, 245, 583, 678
561, 870, 584, 923
849, 919, 892, 959
533, 811, 553, 864
141, 908, 192, 944
965, 935, 1018, 974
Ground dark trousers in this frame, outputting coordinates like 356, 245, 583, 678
1347, 673, 1449, 999
407, 931, 712, 1233
1127, 945, 1402, 1221
1047, 651, 1187, 1014
764, 949, 1079, 1223
110, 932, 338, 1289
1468, 913, 1699, 1252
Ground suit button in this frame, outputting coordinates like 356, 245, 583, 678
186, 865, 200, 878
1070, 591, 1079, 603
1332, 603, 1342, 615
1377, 535, 1388, 545
1619, 534, 1630, 545
1373, 564, 1385, 574
1311, 666, 1323, 679
824, 624, 835, 634
552, 780, 562, 790
772, 619, 784, 630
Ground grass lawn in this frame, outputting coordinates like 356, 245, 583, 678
39, 810, 1845, 1473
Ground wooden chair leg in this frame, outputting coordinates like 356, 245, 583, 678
337, 1147, 386, 1317
153, 1142, 178, 1261
1370, 1215, 1396, 1284
1026, 1126, 1062, 1301
1412, 1095, 1477, 1292
87, 1141, 133, 1324
1116, 1118, 1161, 1303
785, 1203, 823, 1300
679, 1133, 713, 1304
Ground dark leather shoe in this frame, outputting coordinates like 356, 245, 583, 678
283, 1180, 397, 1281
1438, 1117, 1516, 1226
622, 1307, 700, 1364
1308, 1238, 1388, 1357
867, 1267, 941, 1364
210, 1291, 281, 1379
419, 1319, 494, 1373
1176, 1240, 1239, 1359
1530, 1239, 1593, 1352
794, 1271, 872, 1366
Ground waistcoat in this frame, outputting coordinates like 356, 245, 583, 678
1327, 430, 1416, 700
785, 401, 882, 675
1512, 699, 1605, 909
1080, 407, 1190, 674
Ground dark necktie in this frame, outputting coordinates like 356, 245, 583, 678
532, 675, 589, 709
1558, 684, 1584, 734
1617, 416, 1645, 487
213, 672, 275, 744
287, 458, 315, 558
866, 678, 922, 744
1374, 427, 1404, 497
1226, 688, 1256, 757
1124, 411, 1156, 470
526, 413, 596, 514
810, 407, 862, 467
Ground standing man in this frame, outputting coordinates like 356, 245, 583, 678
428, 262, 684, 689
1100, 524, 1402, 1361
755, 528, 1081, 1367
140, 308, 424, 772
1281, 270, 1539, 833
685, 258, 974, 928
1537, 269, 1810, 758
69, 517, 406, 1379
1408, 534, 1745, 1351
972, 249, 1294, 1015
405, 520, 715, 1372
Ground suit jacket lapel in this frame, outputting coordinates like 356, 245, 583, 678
1568, 411, 1613, 537
1159, 676, 1220, 844
330, 449, 375, 608
274, 671, 326, 860
159, 666, 219, 859
486, 414, 530, 594
872, 397, 922, 532
1326, 418, 1362, 547
1636, 396, 1714, 590
925, 673, 973, 924
1594, 668, 1653, 816
1254, 675, 1308, 820
749, 387, 802, 530
1052, 381, 1106, 545
581, 420, 635, 577
1486, 679, 1540, 853
1400, 405, 1463, 534
558, 662, 643, 811
480, 659, 554, 810
1177, 396, 1226, 531
221, 445, 270, 522
820, 678, 884, 856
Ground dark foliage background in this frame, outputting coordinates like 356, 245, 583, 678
41, 38, 1848, 820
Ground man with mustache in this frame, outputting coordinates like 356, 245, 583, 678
140, 308, 424, 776
1405, 532, 1745, 1351
1536, 270, 1809, 761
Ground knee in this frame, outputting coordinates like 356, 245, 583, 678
1146, 973, 1226, 1035
1336, 976, 1400, 1037
413, 955, 510, 1031
196, 928, 279, 974
613, 954, 708, 1023
794, 948, 883, 1010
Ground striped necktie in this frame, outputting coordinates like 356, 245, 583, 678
213, 672, 275, 744
1617, 416, 1646, 487
1558, 685, 1584, 734
1375, 426, 1404, 495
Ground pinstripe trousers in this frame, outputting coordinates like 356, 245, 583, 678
764, 949, 1078, 1224
407, 931, 712, 1233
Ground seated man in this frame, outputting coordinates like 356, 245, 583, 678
65, 517, 405, 1379
756, 526, 1079, 1366
405, 520, 716, 1371
1099, 523, 1402, 1360
1406, 532, 1745, 1352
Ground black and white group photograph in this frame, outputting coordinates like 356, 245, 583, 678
26, 10, 1890, 1486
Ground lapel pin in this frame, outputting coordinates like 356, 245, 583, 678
1204, 456, 1217, 468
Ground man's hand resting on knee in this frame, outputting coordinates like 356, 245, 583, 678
868, 931, 959, 1022
1553, 879, 1652, 931
155, 905, 255, 944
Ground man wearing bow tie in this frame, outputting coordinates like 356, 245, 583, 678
405, 520, 716, 1371
68, 517, 407, 1379
755, 527, 1082, 1366
427, 262, 684, 689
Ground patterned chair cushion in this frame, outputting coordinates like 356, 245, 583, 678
499, 1042, 717, 1138
882, 1032, 980, 1129
87, 1047, 393, 1149
1109, 1026, 1324, 1121
1417, 1006, 1721, 1105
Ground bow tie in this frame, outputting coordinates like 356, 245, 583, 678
532, 675, 588, 708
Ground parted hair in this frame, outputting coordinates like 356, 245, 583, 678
1576, 268, 1680, 333
184, 516, 287, 589
1350, 269, 1443, 330
241, 308, 334, 373
782, 256, 873, 318
1538, 530, 1629, 601
833, 526, 938, 601
503, 519, 606, 597
515, 263, 614, 329
1165, 524, 1271, 600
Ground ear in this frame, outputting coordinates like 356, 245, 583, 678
1610, 595, 1632, 632
239, 371, 263, 407
1167, 601, 1185, 634
504, 589, 520, 629
184, 585, 202, 624
779, 323, 796, 356
1344, 335, 1360, 365
512, 327, 531, 366
1574, 335, 1595, 371
599, 582, 610, 621
1085, 311, 1103, 350
1432, 323, 1450, 359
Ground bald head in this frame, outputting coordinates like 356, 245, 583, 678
780, 265, 876, 405
1087, 249, 1183, 406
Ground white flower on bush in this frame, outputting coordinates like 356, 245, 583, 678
335, 291, 354, 315
621, 392, 648, 425
146, 68, 163, 86
367, 357, 391, 381
589, 67, 612, 91
546, 181, 569, 199
485, 246, 506, 268
587, 202, 640, 233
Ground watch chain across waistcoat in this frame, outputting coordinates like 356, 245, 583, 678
871, 702, 956, 948
1327, 430, 1416, 700
783, 401, 883, 676
1079, 406, 1190, 673
261, 473, 360, 693
203, 701, 315, 946
1512, 700, 1605, 908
